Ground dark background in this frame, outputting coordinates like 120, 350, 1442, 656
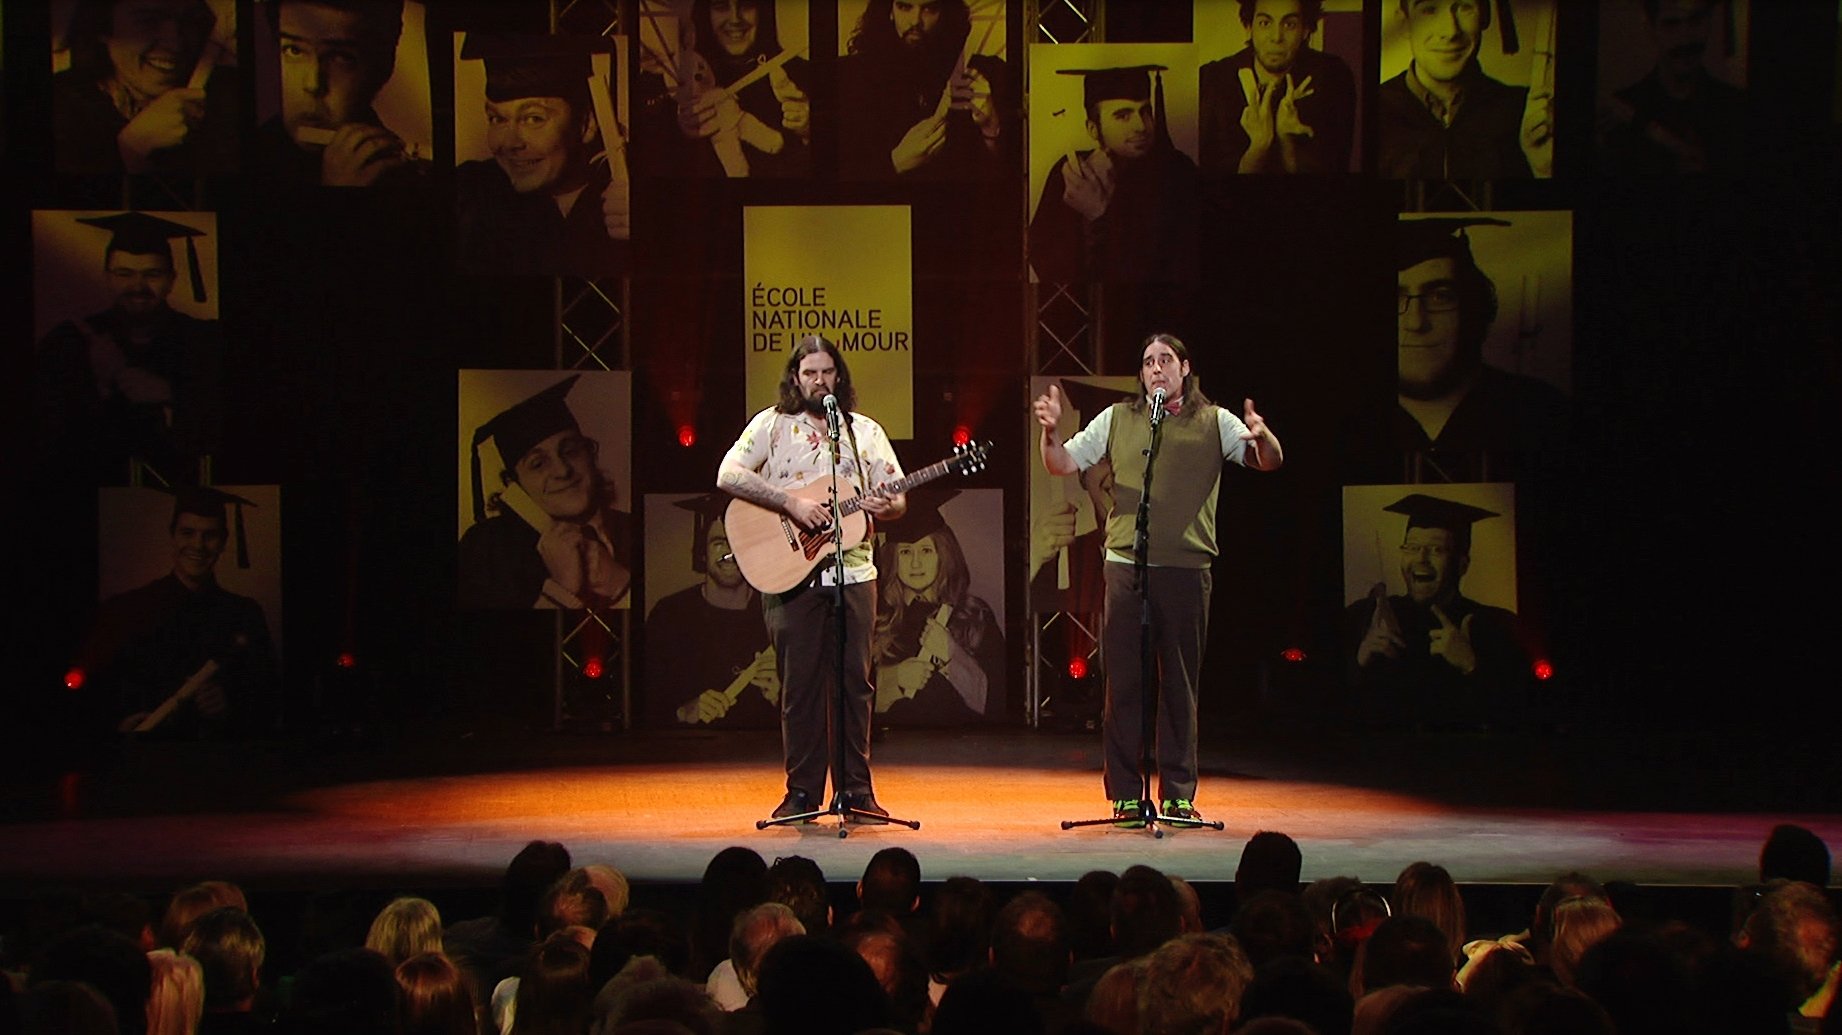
5, 1, 1839, 781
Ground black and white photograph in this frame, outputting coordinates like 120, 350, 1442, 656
642, 492, 779, 730
834, 0, 1014, 182
1341, 482, 1529, 722
634, 0, 813, 178
457, 371, 634, 611
77, 484, 283, 740
871, 487, 1008, 725
250, 0, 433, 189
1378, 0, 1557, 179
452, 31, 630, 277
1595, 0, 1751, 175
1027, 42, 1201, 284
51, 0, 241, 177
32, 209, 223, 484
1027, 376, 1135, 617
1195, 0, 1365, 175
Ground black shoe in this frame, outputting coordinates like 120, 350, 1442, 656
845, 794, 890, 824
771, 791, 814, 821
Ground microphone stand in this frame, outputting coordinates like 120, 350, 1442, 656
1062, 395, 1222, 838
757, 398, 918, 838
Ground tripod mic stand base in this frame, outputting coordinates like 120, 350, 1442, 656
1060, 802, 1226, 838
756, 797, 921, 838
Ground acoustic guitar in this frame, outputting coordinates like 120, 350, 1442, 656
724, 441, 991, 593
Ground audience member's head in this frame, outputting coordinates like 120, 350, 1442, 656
602, 907, 692, 976
84, 892, 156, 952
1736, 878, 1839, 1004
1693, 944, 1806, 1035
180, 906, 264, 1012
19, 980, 118, 1035
1391, 862, 1466, 965
729, 902, 805, 1000
1527, 872, 1605, 962
1083, 956, 1149, 1035
1141, 932, 1255, 1035
858, 847, 922, 916
1453, 939, 1537, 1015
1232, 889, 1318, 969
588, 964, 722, 1035
1240, 954, 1355, 1035
755, 934, 891, 1035
836, 914, 928, 1033
583, 862, 632, 917
1759, 824, 1831, 887
927, 876, 997, 978
502, 840, 574, 937
1571, 928, 1694, 1035
1238, 831, 1305, 902
1374, 986, 1492, 1035
1547, 897, 1621, 990
1494, 982, 1614, 1035
144, 947, 204, 1035
1358, 915, 1455, 998
364, 895, 444, 967
515, 930, 596, 1035
930, 968, 1046, 1035
1170, 874, 1205, 933
990, 890, 1071, 995
395, 951, 478, 1035
765, 854, 831, 936
1236, 1019, 1321, 1035
1112, 863, 1184, 959
28, 924, 152, 1035
279, 946, 400, 1035
158, 881, 247, 949
1310, 879, 1390, 984
541, 868, 613, 937
693, 847, 770, 973
1069, 870, 1121, 962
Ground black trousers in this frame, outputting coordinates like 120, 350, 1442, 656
1101, 562, 1212, 802
763, 579, 877, 803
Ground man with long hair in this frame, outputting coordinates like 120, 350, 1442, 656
718, 335, 908, 822
1033, 333, 1283, 826
837, 0, 1011, 180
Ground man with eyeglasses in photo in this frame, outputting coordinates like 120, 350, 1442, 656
1392, 216, 1571, 483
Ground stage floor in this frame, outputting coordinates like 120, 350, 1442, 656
4, 720, 1837, 895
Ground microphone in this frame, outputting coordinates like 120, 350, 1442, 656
1149, 387, 1166, 426
822, 393, 840, 437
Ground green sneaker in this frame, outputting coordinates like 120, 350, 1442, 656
1161, 798, 1202, 821
1111, 799, 1145, 828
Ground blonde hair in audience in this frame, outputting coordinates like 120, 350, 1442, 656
145, 948, 205, 1035
366, 896, 445, 966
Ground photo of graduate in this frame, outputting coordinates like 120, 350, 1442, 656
32, 209, 223, 484
643, 492, 779, 729
76, 484, 283, 740
1378, 0, 1557, 179
1595, 0, 1751, 175
251, 0, 432, 189
1342, 483, 1531, 723
1195, 0, 1364, 174
1028, 44, 1201, 284
834, 0, 1014, 182
452, 31, 630, 277
51, 0, 241, 177
871, 487, 1009, 725
634, 0, 812, 178
457, 371, 634, 611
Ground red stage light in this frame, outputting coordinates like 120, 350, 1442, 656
336, 652, 357, 670
1067, 657, 1088, 680
952, 424, 972, 447
583, 657, 605, 679
63, 669, 85, 691
677, 424, 696, 448
1532, 659, 1554, 681
1280, 647, 1306, 663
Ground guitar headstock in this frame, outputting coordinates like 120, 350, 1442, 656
949, 440, 992, 476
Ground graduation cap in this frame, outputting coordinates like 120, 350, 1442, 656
77, 211, 209, 305
1384, 492, 1499, 555
469, 375, 582, 523
886, 488, 962, 546
1396, 215, 1511, 271
1057, 64, 1173, 150
459, 32, 604, 105
157, 485, 258, 568
672, 492, 733, 573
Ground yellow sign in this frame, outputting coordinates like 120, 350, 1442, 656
743, 205, 913, 439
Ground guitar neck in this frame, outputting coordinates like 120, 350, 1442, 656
838, 458, 961, 517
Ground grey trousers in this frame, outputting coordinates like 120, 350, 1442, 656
1101, 562, 1212, 802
